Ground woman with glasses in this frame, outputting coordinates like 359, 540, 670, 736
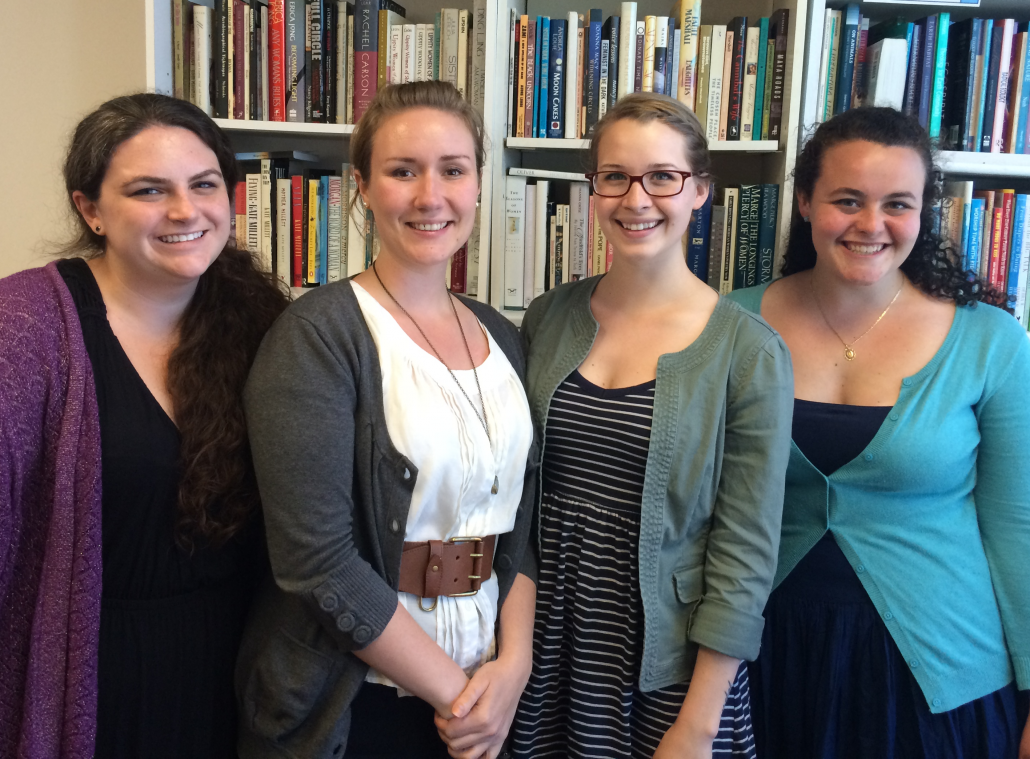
510, 93, 794, 759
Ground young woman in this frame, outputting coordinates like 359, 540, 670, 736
236, 81, 537, 759
0, 93, 289, 758
728, 107, 1030, 759
510, 93, 794, 758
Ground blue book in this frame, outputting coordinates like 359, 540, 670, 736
586, 9, 602, 131
975, 21, 996, 152
834, 4, 861, 114
1017, 27, 1030, 154
928, 12, 950, 138
317, 176, 330, 284
533, 18, 543, 138
537, 17, 551, 137
903, 21, 921, 116
966, 198, 985, 273
547, 19, 567, 139
1008, 195, 1027, 309
757, 184, 780, 284
753, 18, 769, 131
687, 191, 713, 278
917, 15, 937, 129
959, 199, 971, 265
606, 15, 620, 111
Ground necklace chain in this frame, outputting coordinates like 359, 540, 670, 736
812, 279, 904, 362
372, 261, 495, 461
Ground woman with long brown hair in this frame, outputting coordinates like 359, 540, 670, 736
0, 93, 289, 758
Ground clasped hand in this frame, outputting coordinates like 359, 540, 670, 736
434, 654, 531, 759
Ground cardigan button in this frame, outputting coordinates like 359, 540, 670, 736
354, 625, 372, 644
856, 565, 865, 573
864, 453, 874, 462
910, 659, 920, 669
497, 554, 512, 570
336, 612, 356, 632
389, 519, 402, 534
403, 468, 411, 480
902, 378, 913, 387
319, 593, 339, 612
883, 611, 893, 620
932, 697, 941, 708
889, 412, 899, 421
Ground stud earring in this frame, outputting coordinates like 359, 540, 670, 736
95, 225, 101, 232
802, 216, 810, 223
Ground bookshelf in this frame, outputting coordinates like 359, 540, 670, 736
144, 0, 809, 312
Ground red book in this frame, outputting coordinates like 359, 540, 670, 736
449, 242, 468, 293
291, 175, 304, 286
234, 181, 247, 248
997, 189, 1015, 290
852, 18, 868, 105
605, 240, 614, 272
727, 17, 746, 139
353, 0, 379, 122
232, 0, 246, 119
269, 0, 286, 120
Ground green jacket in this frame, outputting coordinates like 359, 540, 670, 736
522, 277, 794, 690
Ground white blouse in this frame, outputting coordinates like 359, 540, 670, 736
351, 281, 533, 685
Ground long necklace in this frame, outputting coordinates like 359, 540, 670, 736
812, 278, 904, 361
372, 261, 499, 495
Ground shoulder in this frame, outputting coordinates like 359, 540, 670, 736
724, 281, 773, 315
715, 296, 787, 354
522, 277, 597, 340
952, 302, 1030, 376
0, 264, 77, 349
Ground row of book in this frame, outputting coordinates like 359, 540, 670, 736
821, 6, 1030, 153
501, 169, 779, 308
231, 151, 479, 292
173, 0, 486, 124
507, 0, 790, 142
940, 182, 1030, 325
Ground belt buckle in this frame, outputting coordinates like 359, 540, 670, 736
447, 536, 484, 597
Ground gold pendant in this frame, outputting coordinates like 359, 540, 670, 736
491, 475, 499, 495
844, 346, 856, 361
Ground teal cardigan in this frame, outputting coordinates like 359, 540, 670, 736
522, 277, 794, 691
729, 282, 1030, 713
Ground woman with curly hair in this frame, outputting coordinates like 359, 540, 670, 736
0, 93, 289, 758
728, 107, 1030, 759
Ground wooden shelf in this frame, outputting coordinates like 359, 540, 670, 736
507, 137, 781, 152
214, 119, 354, 137
938, 152, 1030, 178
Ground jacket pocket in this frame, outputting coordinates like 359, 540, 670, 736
672, 563, 705, 604
242, 626, 334, 743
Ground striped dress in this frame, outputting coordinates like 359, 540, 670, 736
511, 371, 757, 758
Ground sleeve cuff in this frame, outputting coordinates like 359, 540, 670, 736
688, 596, 766, 662
1013, 656, 1030, 691
305, 559, 399, 651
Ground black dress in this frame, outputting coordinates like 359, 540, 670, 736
58, 258, 259, 759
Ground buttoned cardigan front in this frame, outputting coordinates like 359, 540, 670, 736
730, 282, 1030, 713
522, 277, 794, 691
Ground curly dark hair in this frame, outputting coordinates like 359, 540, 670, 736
61, 93, 290, 547
782, 107, 1002, 307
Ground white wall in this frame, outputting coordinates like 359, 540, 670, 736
0, 1, 147, 278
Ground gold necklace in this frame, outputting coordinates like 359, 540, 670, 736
811, 279, 904, 361
372, 261, 499, 495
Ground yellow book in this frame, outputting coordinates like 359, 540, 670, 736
517, 15, 528, 137
643, 16, 656, 92
592, 204, 605, 276
719, 30, 734, 141
676, 0, 701, 109
307, 179, 319, 285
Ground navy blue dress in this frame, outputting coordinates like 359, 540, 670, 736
748, 398, 1029, 759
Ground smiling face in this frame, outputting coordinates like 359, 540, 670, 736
74, 125, 230, 285
355, 107, 481, 270
592, 118, 709, 266
798, 139, 925, 287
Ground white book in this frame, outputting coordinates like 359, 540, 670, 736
261, 5, 270, 119
992, 20, 1015, 153
599, 39, 610, 119
706, 25, 726, 141
618, 2, 638, 99
194, 5, 212, 115
403, 24, 416, 83
468, 208, 481, 297
275, 178, 291, 284
534, 180, 549, 299
443, 8, 460, 87
246, 174, 261, 260
504, 176, 527, 309
1016, 197, 1030, 324
509, 167, 588, 181
565, 11, 580, 138
346, 170, 365, 276
328, 177, 344, 282
260, 160, 273, 271
506, 9, 517, 135
569, 182, 590, 280
471, 0, 488, 113
426, 23, 437, 82
415, 24, 427, 81
677, 0, 700, 108
741, 26, 760, 140
524, 185, 536, 308
816, 10, 835, 123
457, 10, 470, 99
243, 5, 251, 119
866, 39, 908, 111
336, 3, 347, 124
390, 24, 403, 84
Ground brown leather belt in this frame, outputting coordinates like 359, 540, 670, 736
399, 536, 496, 611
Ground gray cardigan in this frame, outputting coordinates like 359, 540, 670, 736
522, 276, 793, 691
236, 281, 538, 759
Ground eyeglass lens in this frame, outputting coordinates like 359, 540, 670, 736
591, 171, 686, 197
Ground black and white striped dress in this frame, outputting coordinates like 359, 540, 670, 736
511, 371, 757, 758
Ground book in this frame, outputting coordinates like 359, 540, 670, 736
677, 0, 700, 109
981, 21, 1005, 152
866, 39, 908, 110
706, 25, 726, 141
275, 177, 291, 283
260, 159, 274, 271
757, 184, 779, 284
916, 14, 937, 129
534, 180, 549, 298
506, 9, 517, 135
599, 37, 610, 119
212, 0, 230, 118
586, 9, 602, 131
643, 15, 657, 93
720, 187, 738, 294
537, 16, 551, 137
1017, 32, 1030, 154
346, 171, 365, 276
326, 176, 342, 282
284, 0, 305, 121
173, 0, 192, 101
525, 16, 537, 137
966, 197, 985, 274
291, 175, 303, 285
695, 26, 713, 131
509, 167, 588, 181
523, 184, 536, 306
816, 10, 836, 122
634, 20, 645, 92
761, 34, 774, 139
548, 20, 567, 139
472, 0, 487, 113
569, 182, 590, 280
727, 16, 746, 140
516, 16, 528, 137
1008, 32, 1029, 153
852, 17, 869, 107
741, 25, 760, 140
687, 190, 713, 279
903, 20, 923, 117
1007, 193, 1026, 308
707, 202, 726, 290
194, 4, 213, 115
504, 176, 527, 308
603, 15, 620, 113
753, 18, 769, 135
734, 184, 760, 288
929, 12, 950, 139
825, 10, 841, 121
942, 18, 978, 150
769, 9, 789, 141
353, 0, 378, 121
457, 9, 470, 99
565, 11, 581, 138
235, 181, 247, 249
718, 29, 734, 140
246, 173, 261, 258
834, 4, 860, 115
990, 20, 1015, 153
618, 2, 637, 99
974, 21, 994, 153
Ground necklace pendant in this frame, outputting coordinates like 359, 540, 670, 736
844, 346, 856, 361
491, 475, 499, 495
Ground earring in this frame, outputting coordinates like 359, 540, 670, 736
802, 216, 810, 223
95, 225, 101, 233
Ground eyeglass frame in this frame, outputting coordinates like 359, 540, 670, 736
584, 169, 699, 198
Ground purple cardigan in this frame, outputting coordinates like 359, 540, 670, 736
0, 262, 102, 758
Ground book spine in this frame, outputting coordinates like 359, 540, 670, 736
260, 160, 273, 270
727, 17, 746, 139
346, 172, 365, 275
291, 176, 303, 285
194, 6, 213, 115
324, 176, 340, 282
569, 182, 590, 279
336, 3, 347, 123
718, 30, 734, 140
1018, 34, 1030, 154
720, 188, 738, 295
607, 16, 620, 111
1008, 194, 1026, 308
457, 9, 470, 99
599, 38, 610, 119
677, 0, 699, 109
929, 12, 950, 139
591, 196, 605, 277
687, 190, 713, 278
966, 198, 984, 274
525, 17, 537, 135
388, 23, 401, 83
642, 16, 655, 92
403, 23, 416, 83
761, 36, 774, 139
757, 184, 779, 284
651, 16, 666, 95
741, 26, 759, 140
504, 177, 527, 308
565, 12, 580, 137
534, 180, 549, 297
346, 7, 355, 122
634, 20, 645, 92
753, 18, 769, 135
706, 26, 726, 141
815, 11, 833, 121
472, 0, 488, 113
834, 5, 859, 114
769, 10, 788, 141
999, 190, 1015, 291
537, 17, 551, 138
516, 16, 528, 136
415, 24, 426, 81
353, 0, 377, 122
695, 26, 712, 133
981, 22, 1004, 152
904, 22, 922, 117
586, 10, 602, 130
234, 180, 247, 248
306, 179, 318, 283
825, 11, 840, 119
975, 22, 994, 152
1017, 196, 1030, 322
173, 0, 187, 100
733, 185, 754, 288
852, 17, 869, 107
988, 205, 1003, 287
707, 203, 725, 289
442, 8, 459, 87
267, 0, 285, 120
433, 11, 441, 81
246, 173, 261, 258
548, 20, 566, 138
317, 177, 328, 283
991, 21, 1014, 153
1007, 32, 1028, 153
307, 1, 323, 119
618, 2, 637, 98
261, 5, 270, 120
506, 9, 516, 136
917, 14, 937, 129
743, 184, 760, 287
213, 0, 230, 118
523, 185, 536, 303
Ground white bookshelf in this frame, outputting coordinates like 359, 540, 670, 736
938, 152, 1030, 178
214, 118, 356, 136
507, 137, 782, 151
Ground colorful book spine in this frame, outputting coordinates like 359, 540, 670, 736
769, 9, 788, 141
618, 2, 637, 98
586, 9, 602, 131
727, 16, 746, 139
547, 20, 566, 138
966, 197, 984, 274
291, 175, 303, 285
928, 12, 950, 139
1018, 33, 1030, 154
741, 25, 759, 140
1007, 194, 1026, 309
757, 184, 779, 284
706, 25, 726, 141
353, 0, 378, 122
834, 4, 860, 114
753, 18, 769, 134
269, 0, 286, 120
677, 0, 700, 110
537, 16, 551, 138
734, 184, 760, 288
903, 21, 922, 117
687, 190, 713, 279
525, 16, 538, 138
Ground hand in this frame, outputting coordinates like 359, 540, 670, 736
653, 717, 716, 759
433, 654, 531, 759
1019, 708, 1030, 759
